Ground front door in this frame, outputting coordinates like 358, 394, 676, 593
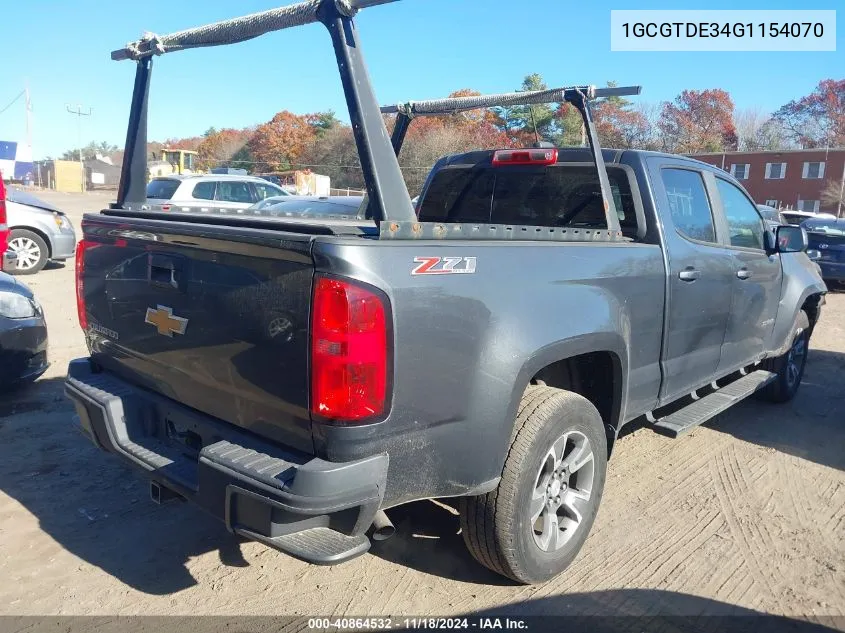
712, 178, 783, 373
649, 161, 735, 404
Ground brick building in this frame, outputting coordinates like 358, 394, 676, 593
688, 148, 845, 216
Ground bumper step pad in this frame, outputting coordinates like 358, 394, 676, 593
235, 526, 370, 565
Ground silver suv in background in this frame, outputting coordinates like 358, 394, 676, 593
144, 174, 290, 214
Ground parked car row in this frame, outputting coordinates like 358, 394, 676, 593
0, 171, 50, 388
144, 174, 290, 213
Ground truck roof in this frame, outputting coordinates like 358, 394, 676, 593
433, 147, 717, 170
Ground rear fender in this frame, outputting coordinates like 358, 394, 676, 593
501, 332, 628, 458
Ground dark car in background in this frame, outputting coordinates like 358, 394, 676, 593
0, 270, 48, 389
803, 217, 845, 287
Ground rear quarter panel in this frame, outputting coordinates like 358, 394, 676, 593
312, 238, 666, 506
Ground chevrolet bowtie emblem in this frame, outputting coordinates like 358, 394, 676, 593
144, 305, 188, 337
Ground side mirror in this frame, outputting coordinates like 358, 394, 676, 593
776, 225, 808, 253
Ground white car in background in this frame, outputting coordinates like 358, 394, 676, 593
144, 174, 290, 214
779, 209, 837, 226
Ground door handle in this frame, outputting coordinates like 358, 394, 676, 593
678, 268, 701, 282
736, 268, 752, 280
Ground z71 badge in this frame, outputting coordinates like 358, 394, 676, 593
412, 256, 477, 276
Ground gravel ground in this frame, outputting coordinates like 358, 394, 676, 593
1, 191, 843, 624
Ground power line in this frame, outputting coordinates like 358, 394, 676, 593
66, 104, 93, 192
0, 90, 26, 115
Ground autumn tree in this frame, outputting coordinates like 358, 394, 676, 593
196, 127, 254, 171
592, 83, 652, 149
658, 89, 738, 153
772, 79, 845, 148
396, 90, 515, 194
298, 124, 364, 190
247, 110, 316, 171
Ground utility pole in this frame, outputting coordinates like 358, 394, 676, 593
66, 104, 92, 192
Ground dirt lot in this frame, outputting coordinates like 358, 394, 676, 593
1, 191, 843, 620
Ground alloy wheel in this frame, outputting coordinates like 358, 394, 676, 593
530, 430, 595, 552
8, 237, 42, 271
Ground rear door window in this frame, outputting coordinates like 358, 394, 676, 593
145, 179, 180, 200
216, 181, 255, 204
192, 181, 217, 200
661, 169, 716, 243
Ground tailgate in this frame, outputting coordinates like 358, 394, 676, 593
79, 215, 316, 453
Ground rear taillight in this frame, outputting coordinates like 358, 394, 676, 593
311, 276, 390, 423
75, 240, 92, 330
492, 148, 558, 166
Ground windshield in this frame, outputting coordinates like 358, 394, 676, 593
145, 179, 180, 200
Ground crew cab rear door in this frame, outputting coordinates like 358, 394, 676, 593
648, 160, 735, 404
710, 177, 782, 373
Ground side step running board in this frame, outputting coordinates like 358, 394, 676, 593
651, 370, 776, 438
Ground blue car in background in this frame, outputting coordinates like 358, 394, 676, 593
802, 217, 845, 288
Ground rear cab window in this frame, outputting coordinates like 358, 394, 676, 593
417, 164, 640, 237
145, 179, 180, 200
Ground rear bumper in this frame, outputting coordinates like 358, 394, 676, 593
64, 358, 388, 565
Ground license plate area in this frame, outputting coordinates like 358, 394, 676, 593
166, 417, 202, 460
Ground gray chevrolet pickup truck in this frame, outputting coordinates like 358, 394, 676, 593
65, 0, 826, 584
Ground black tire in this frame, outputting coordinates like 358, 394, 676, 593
8, 229, 48, 275
758, 310, 810, 403
459, 386, 608, 584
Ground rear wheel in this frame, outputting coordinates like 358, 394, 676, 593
759, 310, 810, 403
8, 229, 48, 275
459, 386, 607, 584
